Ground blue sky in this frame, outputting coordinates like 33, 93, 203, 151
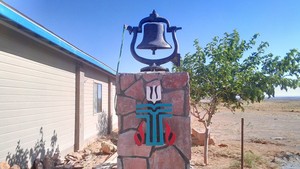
3, 0, 300, 96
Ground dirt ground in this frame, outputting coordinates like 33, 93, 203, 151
66, 98, 300, 169
191, 98, 300, 169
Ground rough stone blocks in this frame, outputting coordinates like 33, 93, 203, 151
116, 72, 191, 169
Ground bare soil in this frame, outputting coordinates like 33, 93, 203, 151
191, 98, 300, 169
64, 98, 300, 169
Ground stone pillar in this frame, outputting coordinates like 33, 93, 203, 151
116, 72, 191, 169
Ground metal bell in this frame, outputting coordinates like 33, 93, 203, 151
137, 22, 172, 55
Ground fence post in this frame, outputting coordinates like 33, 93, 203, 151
241, 118, 244, 169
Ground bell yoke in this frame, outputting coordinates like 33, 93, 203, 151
127, 10, 181, 72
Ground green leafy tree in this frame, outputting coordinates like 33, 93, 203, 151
174, 30, 300, 165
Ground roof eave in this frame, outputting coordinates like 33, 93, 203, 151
0, 2, 116, 76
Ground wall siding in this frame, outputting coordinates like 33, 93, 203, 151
0, 21, 117, 167
0, 25, 76, 165
83, 66, 109, 141
110, 80, 118, 131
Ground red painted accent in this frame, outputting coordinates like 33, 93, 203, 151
134, 121, 145, 146
164, 121, 176, 145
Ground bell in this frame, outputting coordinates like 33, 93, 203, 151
137, 22, 172, 55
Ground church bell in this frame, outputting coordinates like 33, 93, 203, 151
137, 22, 172, 55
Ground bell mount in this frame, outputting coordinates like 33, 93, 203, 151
127, 10, 181, 72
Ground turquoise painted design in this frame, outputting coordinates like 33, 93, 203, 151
136, 103, 172, 146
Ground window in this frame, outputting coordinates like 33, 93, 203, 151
94, 83, 102, 113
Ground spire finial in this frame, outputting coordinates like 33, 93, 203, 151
150, 10, 158, 18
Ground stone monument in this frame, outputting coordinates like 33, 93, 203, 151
116, 11, 191, 169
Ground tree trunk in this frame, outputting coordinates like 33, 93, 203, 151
204, 126, 210, 165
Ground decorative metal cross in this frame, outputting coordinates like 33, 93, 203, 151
134, 85, 176, 146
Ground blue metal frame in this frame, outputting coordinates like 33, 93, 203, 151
0, 2, 115, 75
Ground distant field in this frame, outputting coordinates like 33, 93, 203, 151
241, 97, 300, 112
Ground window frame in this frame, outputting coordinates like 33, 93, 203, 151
93, 82, 103, 114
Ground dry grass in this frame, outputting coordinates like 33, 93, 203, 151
229, 150, 270, 169
191, 98, 300, 169
239, 98, 300, 113
192, 143, 280, 169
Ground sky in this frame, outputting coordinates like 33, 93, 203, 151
2, 0, 300, 96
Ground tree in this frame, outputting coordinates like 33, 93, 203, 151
173, 30, 300, 165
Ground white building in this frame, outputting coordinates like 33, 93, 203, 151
0, 2, 117, 167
